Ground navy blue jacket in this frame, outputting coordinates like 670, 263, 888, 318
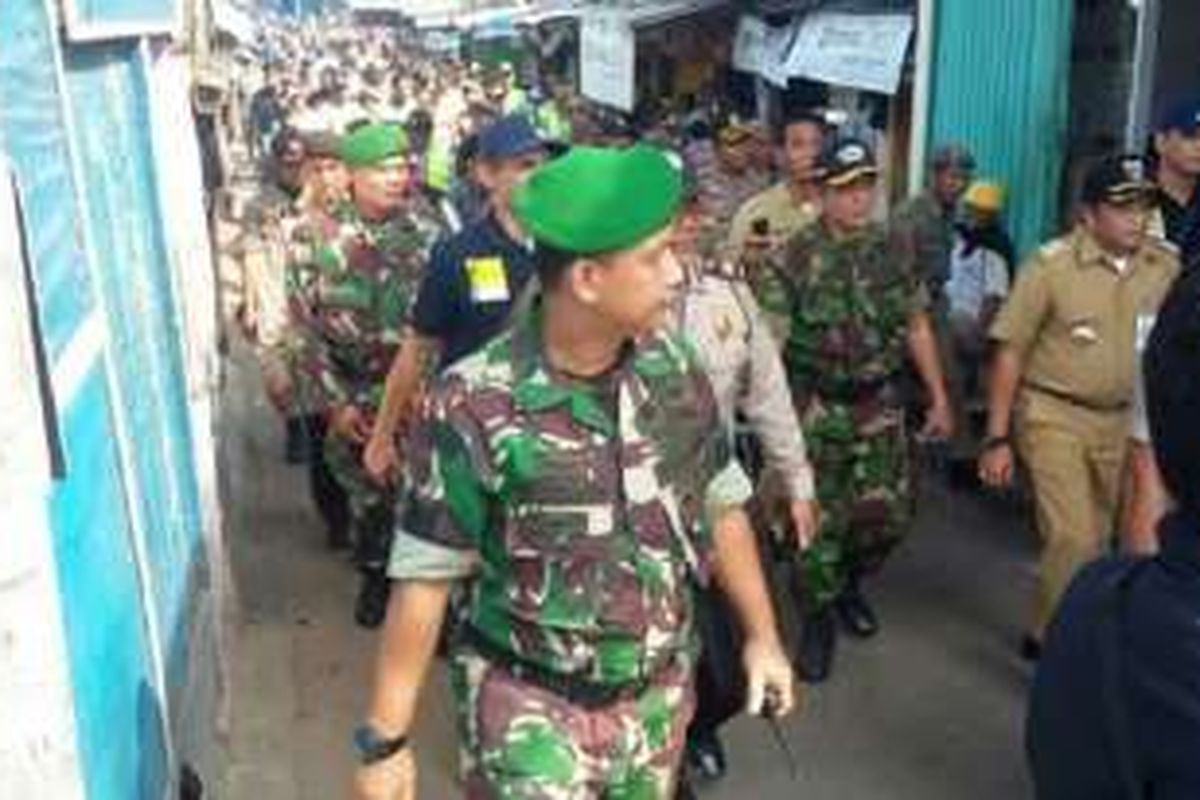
1027, 511, 1200, 800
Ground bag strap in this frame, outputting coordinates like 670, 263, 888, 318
1098, 558, 1152, 800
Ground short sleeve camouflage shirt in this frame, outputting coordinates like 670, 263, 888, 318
400, 305, 738, 685
287, 201, 433, 409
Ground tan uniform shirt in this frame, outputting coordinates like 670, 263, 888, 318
670, 268, 815, 501
726, 181, 821, 261
991, 228, 1179, 422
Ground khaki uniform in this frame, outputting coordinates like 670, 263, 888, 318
991, 228, 1179, 635
726, 182, 820, 262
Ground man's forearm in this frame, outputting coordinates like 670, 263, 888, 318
711, 508, 781, 645
907, 312, 948, 406
364, 579, 454, 737
372, 332, 436, 442
985, 345, 1021, 439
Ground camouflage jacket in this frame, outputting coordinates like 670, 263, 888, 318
892, 191, 955, 297
753, 220, 926, 402
399, 305, 744, 685
286, 201, 433, 411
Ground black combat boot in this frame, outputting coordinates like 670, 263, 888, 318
796, 607, 837, 683
285, 416, 309, 464
685, 726, 727, 782
354, 569, 391, 629
834, 576, 880, 639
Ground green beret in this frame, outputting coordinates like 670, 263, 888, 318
512, 145, 683, 255
339, 123, 408, 168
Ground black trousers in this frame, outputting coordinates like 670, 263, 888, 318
299, 414, 351, 541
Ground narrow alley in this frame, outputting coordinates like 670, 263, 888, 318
219, 340, 1034, 800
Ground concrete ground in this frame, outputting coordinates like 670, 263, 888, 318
218, 341, 1038, 800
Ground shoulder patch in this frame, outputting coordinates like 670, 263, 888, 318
1038, 238, 1069, 259
1146, 236, 1181, 261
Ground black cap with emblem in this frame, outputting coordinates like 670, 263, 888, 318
1081, 154, 1156, 207
817, 138, 879, 188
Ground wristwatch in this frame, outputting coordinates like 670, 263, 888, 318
353, 723, 409, 766
982, 435, 1012, 452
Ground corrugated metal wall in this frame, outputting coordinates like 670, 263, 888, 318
928, 0, 1075, 261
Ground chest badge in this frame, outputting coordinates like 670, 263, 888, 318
1068, 321, 1100, 345
716, 313, 734, 343
466, 257, 510, 303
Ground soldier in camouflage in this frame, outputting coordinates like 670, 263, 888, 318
353, 145, 794, 800
287, 122, 434, 628
753, 138, 952, 683
892, 144, 975, 471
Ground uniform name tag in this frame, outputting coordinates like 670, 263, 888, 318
466, 257, 510, 303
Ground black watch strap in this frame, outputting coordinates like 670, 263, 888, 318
354, 724, 409, 766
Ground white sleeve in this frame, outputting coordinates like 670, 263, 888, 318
984, 250, 1010, 298
1130, 314, 1156, 443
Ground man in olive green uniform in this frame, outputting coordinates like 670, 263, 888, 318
980, 155, 1180, 658
352, 146, 795, 800
893, 145, 975, 469
754, 139, 952, 682
287, 122, 433, 628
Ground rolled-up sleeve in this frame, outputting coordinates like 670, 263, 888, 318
389, 379, 489, 580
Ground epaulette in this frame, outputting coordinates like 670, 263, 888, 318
1144, 236, 1181, 263
1038, 238, 1070, 259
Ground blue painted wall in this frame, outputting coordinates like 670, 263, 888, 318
1, 0, 209, 797
66, 39, 204, 678
48, 365, 168, 800
0, 0, 94, 359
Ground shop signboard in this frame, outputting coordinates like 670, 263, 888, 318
580, 9, 636, 112
785, 12, 913, 95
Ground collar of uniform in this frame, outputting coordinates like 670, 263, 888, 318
1073, 228, 1127, 273
508, 300, 631, 437
481, 209, 533, 254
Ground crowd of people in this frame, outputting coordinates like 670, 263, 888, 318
221, 16, 1200, 800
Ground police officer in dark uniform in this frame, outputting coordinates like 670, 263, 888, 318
1150, 97, 1200, 270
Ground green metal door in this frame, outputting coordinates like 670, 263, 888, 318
928, 0, 1075, 261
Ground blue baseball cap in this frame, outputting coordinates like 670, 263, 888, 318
1155, 98, 1200, 136
477, 114, 544, 160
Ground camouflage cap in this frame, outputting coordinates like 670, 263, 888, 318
931, 143, 976, 172
303, 131, 342, 159
513, 145, 683, 255
339, 122, 408, 168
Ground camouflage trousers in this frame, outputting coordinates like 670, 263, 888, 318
450, 650, 695, 800
324, 433, 396, 570
798, 391, 913, 609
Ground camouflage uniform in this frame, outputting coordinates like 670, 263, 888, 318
753, 221, 927, 608
389, 305, 751, 798
287, 200, 433, 569
892, 192, 971, 457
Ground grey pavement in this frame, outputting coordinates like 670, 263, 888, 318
218, 340, 1037, 800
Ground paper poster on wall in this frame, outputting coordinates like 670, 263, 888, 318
0, 161, 53, 500
580, 10, 636, 112
786, 12, 914, 95
733, 15, 769, 75
63, 0, 182, 41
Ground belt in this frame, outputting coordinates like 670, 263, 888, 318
462, 626, 663, 710
1025, 382, 1131, 413
800, 374, 898, 403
